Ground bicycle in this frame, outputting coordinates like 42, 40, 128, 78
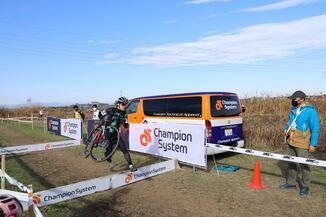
84, 121, 120, 162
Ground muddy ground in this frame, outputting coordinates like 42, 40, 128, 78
0, 124, 325, 217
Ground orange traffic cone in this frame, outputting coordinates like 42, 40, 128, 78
249, 161, 266, 190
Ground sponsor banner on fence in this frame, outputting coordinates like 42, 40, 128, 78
111, 160, 176, 188
60, 119, 82, 140
87, 119, 101, 137
0, 140, 80, 155
34, 176, 111, 207
47, 117, 61, 135
129, 124, 206, 167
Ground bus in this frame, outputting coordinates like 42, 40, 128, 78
126, 92, 245, 155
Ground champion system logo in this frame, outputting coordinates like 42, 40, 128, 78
215, 100, 223, 111
140, 129, 152, 147
33, 194, 41, 204
125, 173, 133, 184
64, 122, 69, 133
45, 143, 51, 151
48, 120, 52, 129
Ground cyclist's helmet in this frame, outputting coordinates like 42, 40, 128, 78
116, 97, 128, 105
0, 194, 23, 217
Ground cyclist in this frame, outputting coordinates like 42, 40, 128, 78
100, 97, 137, 172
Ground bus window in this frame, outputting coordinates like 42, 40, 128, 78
167, 97, 202, 117
211, 95, 241, 117
126, 100, 140, 114
143, 99, 168, 116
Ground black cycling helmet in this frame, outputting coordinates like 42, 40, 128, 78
116, 97, 128, 105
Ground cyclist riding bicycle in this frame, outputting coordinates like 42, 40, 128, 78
99, 97, 137, 172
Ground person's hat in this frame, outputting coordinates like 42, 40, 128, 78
288, 90, 306, 99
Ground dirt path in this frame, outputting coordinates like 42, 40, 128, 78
1, 124, 325, 217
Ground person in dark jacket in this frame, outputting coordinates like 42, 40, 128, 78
101, 97, 136, 172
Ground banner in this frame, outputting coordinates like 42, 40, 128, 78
60, 119, 82, 140
111, 160, 175, 188
34, 176, 111, 207
47, 117, 61, 135
129, 124, 206, 167
0, 140, 80, 155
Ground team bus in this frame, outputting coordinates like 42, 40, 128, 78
126, 92, 245, 155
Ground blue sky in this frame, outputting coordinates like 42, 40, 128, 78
0, 0, 325, 105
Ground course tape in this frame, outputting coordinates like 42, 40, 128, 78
33, 160, 176, 207
33, 204, 44, 217
34, 176, 111, 207
111, 160, 176, 188
0, 169, 29, 192
207, 143, 326, 167
0, 140, 80, 155
0, 118, 33, 123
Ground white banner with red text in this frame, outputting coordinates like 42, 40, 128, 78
129, 124, 206, 167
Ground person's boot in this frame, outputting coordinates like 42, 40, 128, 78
279, 183, 297, 189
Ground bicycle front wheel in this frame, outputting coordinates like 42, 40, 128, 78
90, 126, 120, 162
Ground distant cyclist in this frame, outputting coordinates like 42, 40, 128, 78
99, 97, 137, 172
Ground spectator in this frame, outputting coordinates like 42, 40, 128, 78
92, 104, 100, 120
279, 90, 320, 197
73, 105, 85, 121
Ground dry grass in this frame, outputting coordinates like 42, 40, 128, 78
243, 96, 326, 152
1, 96, 325, 152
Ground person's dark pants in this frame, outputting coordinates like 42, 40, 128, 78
285, 145, 311, 188
105, 130, 133, 166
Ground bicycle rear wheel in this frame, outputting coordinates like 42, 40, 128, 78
85, 123, 105, 158
90, 126, 120, 162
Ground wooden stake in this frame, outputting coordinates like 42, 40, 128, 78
31, 113, 34, 130
1, 155, 5, 189
27, 185, 35, 217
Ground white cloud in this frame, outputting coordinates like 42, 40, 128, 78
103, 14, 326, 67
185, 0, 231, 5
242, 0, 319, 12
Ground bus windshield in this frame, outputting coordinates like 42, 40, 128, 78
210, 95, 241, 117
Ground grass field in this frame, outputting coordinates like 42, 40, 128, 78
0, 119, 325, 217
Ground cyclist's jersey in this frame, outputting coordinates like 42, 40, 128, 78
101, 107, 126, 128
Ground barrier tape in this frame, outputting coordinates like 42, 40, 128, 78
0, 169, 29, 192
0, 118, 33, 123
0, 160, 176, 214
0, 140, 80, 155
33, 160, 176, 207
33, 204, 44, 217
207, 143, 326, 167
